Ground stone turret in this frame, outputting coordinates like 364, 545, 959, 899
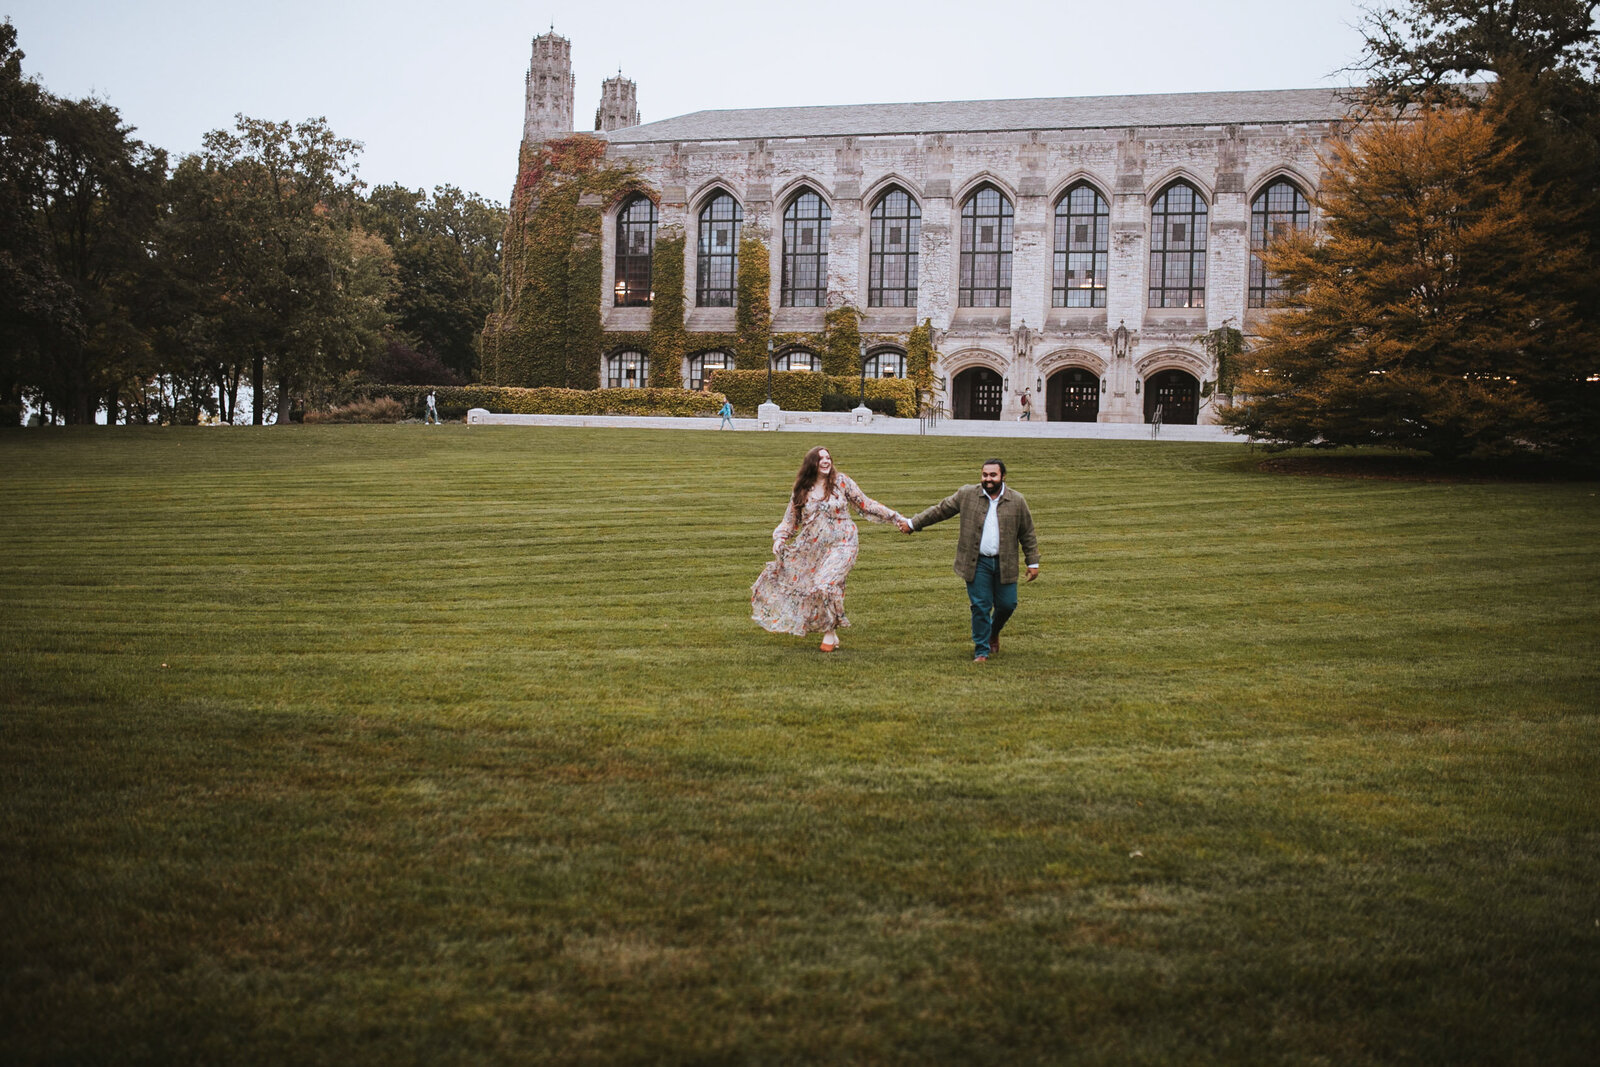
595, 74, 639, 133
522, 30, 575, 144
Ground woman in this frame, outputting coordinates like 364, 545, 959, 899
751, 446, 909, 651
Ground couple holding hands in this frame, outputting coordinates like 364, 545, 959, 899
751, 447, 1039, 662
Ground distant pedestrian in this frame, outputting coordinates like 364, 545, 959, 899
1018, 389, 1032, 421
425, 390, 441, 424
718, 399, 735, 430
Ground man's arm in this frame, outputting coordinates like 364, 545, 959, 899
1017, 497, 1040, 577
908, 487, 966, 532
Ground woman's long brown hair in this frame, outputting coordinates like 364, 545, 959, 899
789, 446, 837, 513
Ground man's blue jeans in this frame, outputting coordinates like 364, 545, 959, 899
966, 554, 1017, 657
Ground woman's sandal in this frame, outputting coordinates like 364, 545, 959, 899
820, 637, 839, 652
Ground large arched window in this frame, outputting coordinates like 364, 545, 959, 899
1053, 183, 1108, 307
1249, 179, 1311, 308
863, 348, 906, 379
781, 189, 830, 307
1149, 182, 1208, 308
696, 191, 742, 307
772, 348, 820, 372
869, 187, 921, 307
606, 351, 649, 389
959, 185, 1013, 307
614, 194, 656, 307
686, 350, 732, 392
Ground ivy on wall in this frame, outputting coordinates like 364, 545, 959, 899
646, 227, 687, 388
907, 319, 935, 393
821, 306, 861, 376
480, 136, 642, 389
1197, 325, 1245, 395
734, 235, 771, 369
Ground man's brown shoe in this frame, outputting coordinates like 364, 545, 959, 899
973, 654, 987, 663
990, 635, 1000, 654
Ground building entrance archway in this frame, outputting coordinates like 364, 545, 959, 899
953, 366, 1003, 420
1046, 367, 1100, 422
1144, 368, 1198, 424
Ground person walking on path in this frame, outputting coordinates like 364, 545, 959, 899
752, 447, 910, 652
718, 398, 736, 429
906, 458, 1039, 662
425, 390, 442, 424
1018, 390, 1032, 421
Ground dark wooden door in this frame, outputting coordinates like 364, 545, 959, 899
1144, 369, 1198, 424
1047, 368, 1100, 422
954, 367, 1003, 420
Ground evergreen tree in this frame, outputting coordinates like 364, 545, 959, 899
1222, 107, 1595, 459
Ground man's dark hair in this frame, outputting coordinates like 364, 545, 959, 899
983, 458, 1006, 476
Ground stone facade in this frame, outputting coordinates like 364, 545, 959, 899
523, 31, 1349, 424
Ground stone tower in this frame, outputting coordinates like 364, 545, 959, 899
594, 74, 639, 133
522, 30, 575, 144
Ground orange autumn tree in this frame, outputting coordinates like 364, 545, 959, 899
1223, 104, 1598, 460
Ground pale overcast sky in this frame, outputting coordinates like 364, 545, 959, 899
5, 0, 1372, 205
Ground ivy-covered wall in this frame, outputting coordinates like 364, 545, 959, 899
821, 306, 861, 376
734, 235, 771, 370
480, 136, 642, 388
646, 227, 687, 388
481, 146, 936, 405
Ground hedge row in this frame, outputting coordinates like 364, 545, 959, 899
351, 384, 726, 419
707, 370, 918, 415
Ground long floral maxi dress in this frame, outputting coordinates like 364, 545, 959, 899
751, 472, 906, 636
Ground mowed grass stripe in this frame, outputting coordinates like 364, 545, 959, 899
1, 425, 1597, 1065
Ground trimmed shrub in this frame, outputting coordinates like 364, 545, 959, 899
304, 397, 407, 424
349, 384, 725, 419
709, 369, 824, 413
823, 374, 916, 414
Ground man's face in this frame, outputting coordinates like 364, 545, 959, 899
980, 463, 1004, 493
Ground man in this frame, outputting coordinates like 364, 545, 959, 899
425, 390, 441, 425
718, 398, 736, 430
907, 459, 1039, 662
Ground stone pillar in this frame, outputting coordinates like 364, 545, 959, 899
1104, 131, 1148, 423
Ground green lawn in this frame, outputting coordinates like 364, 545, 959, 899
2, 426, 1596, 1065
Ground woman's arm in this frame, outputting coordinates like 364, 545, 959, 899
840, 474, 907, 527
773, 499, 800, 550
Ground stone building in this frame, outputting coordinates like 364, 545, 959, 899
520, 31, 1350, 424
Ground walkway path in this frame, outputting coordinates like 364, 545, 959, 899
465, 408, 1244, 443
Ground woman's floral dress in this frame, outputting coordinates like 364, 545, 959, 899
751, 472, 906, 636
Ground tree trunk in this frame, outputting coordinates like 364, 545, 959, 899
252, 354, 265, 425
276, 373, 292, 425
106, 383, 120, 425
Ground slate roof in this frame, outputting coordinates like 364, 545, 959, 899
601, 87, 1354, 145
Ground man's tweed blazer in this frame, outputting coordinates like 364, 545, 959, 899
910, 485, 1040, 584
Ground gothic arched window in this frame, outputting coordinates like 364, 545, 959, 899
1053, 183, 1109, 308
869, 187, 921, 307
863, 349, 906, 378
959, 185, 1013, 307
697, 191, 742, 307
772, 348, 820, 372
1249, 179, 1311, 308
1149, 182, 1208, 308
614, 194, 656, 307
606, 350, 649, 389
781, 189, 830, 307
686, 350, 731, 392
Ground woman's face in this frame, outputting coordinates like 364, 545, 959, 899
816, 449, 832, 476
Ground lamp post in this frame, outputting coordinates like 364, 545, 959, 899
765, 337, 773, 404
858, 339, 867, 408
